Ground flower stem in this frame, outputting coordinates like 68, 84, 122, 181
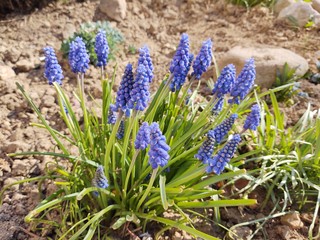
123, 150, 140, 197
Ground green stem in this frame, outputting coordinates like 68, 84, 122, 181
123, 150, 140, 197
136, 168, 158, 211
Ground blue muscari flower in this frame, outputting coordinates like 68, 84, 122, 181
207, 134, 241, 175
212, 114, 238, 144
92, 165, 108, 196
229, 58, 256, 104
148, 123, 170, 169
115, 63, 134, 116
68, 36, 90, 74
107, 104, 117, 124
95, 30, 109, 67
195, 130, 215, 164
170, 53, 194, 92
212, 64, 236, 98
243, 104, 261, 131
138, 46, 154, 83
43, 46, 64, 85
211, 97, 224, 115
135, 122, 151, 150
191, 39, 213, 80
169, 34, 190, 91
128, 64, 150, 111
117, 120, 125, 139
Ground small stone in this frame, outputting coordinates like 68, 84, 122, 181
42, 95, 56, 108
12, 192, 26, 201
12, 159, 38, 176
229, 226, 252, 240
15, 58, 35, 72
0, 63, 16, 80
300, 213, 316, 224
280, 212, 304, 229
99, 0, 127, 22
3, 177, 24, 191
4, 48, 21, 63
276, 225, 304, 240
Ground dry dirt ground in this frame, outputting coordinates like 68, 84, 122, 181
0, 0, 320, 239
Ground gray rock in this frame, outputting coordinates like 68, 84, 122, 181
99, 0, 127, 22
0, 63, 16, 80
218, 45, 309, 89
274, 0, 295, 15
278, 2, 319, 27
313, 0, 320, 13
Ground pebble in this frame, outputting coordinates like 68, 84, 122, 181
280, 212, 304, 229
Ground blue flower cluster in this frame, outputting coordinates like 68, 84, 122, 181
194, 130, 216, 164
69, 37, 90, 74
117, 120, 125, 139
43, 46, 64, 85
169, 34, 193, 92
115, 63, 134, 116
212, 114, 238, 143
229, 58, 256, 104
148, 123, 170, 169
92, 165, 108, 196
211, 97, 224, 115
95, 30, 109, 67
212, 64, 236, 98
138, 46, 154, 83
191, 39, 213, 80
207, 134, 241, 175
135, 122, 151, 150
128, 64, 150, 111
243, 104, 261, 131
107, 104, 117, 124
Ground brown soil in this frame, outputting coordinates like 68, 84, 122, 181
0, 0, 319, 239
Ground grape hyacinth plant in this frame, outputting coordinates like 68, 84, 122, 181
3, 32, 265, 239
191, 39, 213, 80
207, 134, 242, 175
229, 57, 256, 104
43, 46, 64, 85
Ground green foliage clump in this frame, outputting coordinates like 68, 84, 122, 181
61, 21, 124, 64
272, 63, 300, 102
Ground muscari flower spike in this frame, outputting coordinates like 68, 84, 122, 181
207, 134, 241, 175
107, 104, 117, 124
229, 58, 256, 104
191, 39, 213, 80
92, 165, 109, 196
95, 30, 109, 67
68, 36, 90, 74
148, 123, 170, 169
195, 130, 216, 164
43, 46, 64, 85
128, 64, 150, 111
169, 34, 191, 91
243, 104, 261, 131
212, 114, 238, 144
115, 63, 134, 116
211, 97, 224, 115
138, 46, 154, 83
135, 122, 151, 150
212, 64, 236, 98
117, 120, 125, 139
